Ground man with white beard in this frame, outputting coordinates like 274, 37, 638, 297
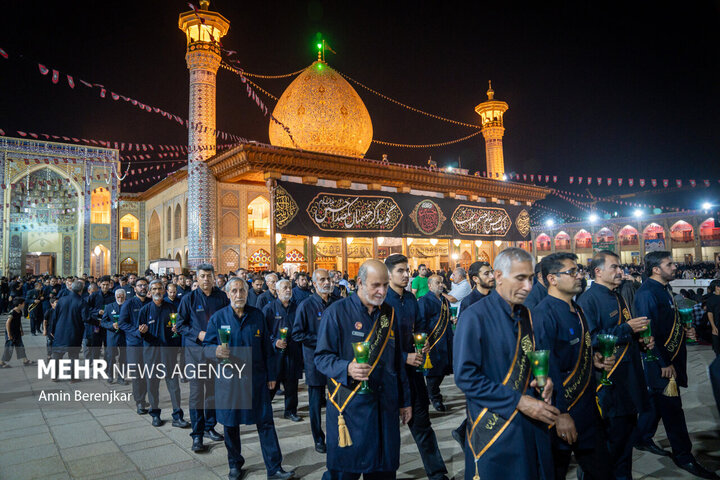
315, 259, 411, 479
292, 269, 337, 453
203, 277, 295, 480
263, 279, 304, 422
138, 280, 188, 428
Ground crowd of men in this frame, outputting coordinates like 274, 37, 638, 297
1, 251, 720, 480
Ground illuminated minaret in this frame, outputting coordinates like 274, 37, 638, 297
178, 0, 229, 267
474, 81, 509, 179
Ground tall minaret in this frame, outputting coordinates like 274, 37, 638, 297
474, 81, 509, 179
178, 1, 229, 267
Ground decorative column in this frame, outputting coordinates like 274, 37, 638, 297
179, 1, 230, 268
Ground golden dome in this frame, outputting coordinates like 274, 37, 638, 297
268, 61, 373, 157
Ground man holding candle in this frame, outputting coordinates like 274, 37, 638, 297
577, 250, 652, 479
633, 251, 718, 479
418, 275, 454, 412
384, 254, 449, 480
204, 277, 295, 480
264, 279, 304, 422
138, 280, 188, 428
315, 259, 411, 480
292, 269, 336, 453
176, 263, 230, 452
100, 288, 128, 385
454, 248, 559, 480
532, 253, 614, 479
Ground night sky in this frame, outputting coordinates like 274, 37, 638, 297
2, 0, 719, 219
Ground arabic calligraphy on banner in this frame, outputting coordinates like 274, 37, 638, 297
275, 180, 532, 241
451, 205, 512, 236
306, 193, 403, 232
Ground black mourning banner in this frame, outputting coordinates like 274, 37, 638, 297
274, 180, 532, 241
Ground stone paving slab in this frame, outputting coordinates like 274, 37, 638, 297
1, 314, 719, 479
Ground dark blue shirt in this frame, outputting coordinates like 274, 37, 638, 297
524, 281, 548, 310
138, 300, 177, 347
51, 291, 91, 349
533, 295, 597, 450
255, 290, 277, 312
459, 288, 490, 315
292, 293, 334, 386
292, 286, 312, 304
176, 287, 230, 348
118, 295, 152, 346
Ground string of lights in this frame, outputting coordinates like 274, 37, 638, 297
372, 130, 484, 149
239, 69, 304, 79
337, 70, 482, 129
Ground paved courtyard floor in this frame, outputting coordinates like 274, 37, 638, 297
1, 316, 718, 479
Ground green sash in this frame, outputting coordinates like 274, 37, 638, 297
467, 308, 534, 476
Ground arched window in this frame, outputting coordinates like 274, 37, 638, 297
120, 257, 138, 274
91, 187, 111, 224
670, 221, 694, 243
119, 214, 139, 240
536, 234, 551, 252
575, 230, 592, 249
643, 223, 665, 240
595, 227, 615, 243
148, 211, 161, 260
700, 218, 720, 242
248, 196, 270, 238
618, 225, 639, 246
554, 231, 571, 250
248, 248, 270, 272
166, 206, 172, 242
174, 204, 182, 240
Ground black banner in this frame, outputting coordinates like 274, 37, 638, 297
274, 180, 532, 241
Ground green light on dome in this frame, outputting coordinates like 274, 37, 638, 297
317, 63, 323, 69
317, 43, 322, 50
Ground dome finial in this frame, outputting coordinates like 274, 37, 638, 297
487, 80, 494, 100
199, 0, 210, 10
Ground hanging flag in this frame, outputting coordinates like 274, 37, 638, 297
38, 64, 49, 75
618, 178, 623, 186
629, 179, 634, 187
690, 179, 696, 187
663, 179, 669, 187
676, 179, 682, 187
552, 176, 557, 183
530, 174, 535, 181
522, 174, 527, 181
0, 48, 8, 59
596, 177, 602, 185
639, 179, 645, 187
704, 180, 710, 187
651, 179, 657, 187
51, 70, 59, 84
606, 178, 612, 186
587, 177, 592, 185
112, 92, 119, 100
569, 176, 574, 184
66, 75, 75, 88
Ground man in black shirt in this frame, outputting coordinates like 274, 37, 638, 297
706, 280, 720, 356
1, 298, 34, 367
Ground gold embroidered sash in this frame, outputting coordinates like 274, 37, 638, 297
563, 306, 592, 410
664, 297, 685, 361
596, 293, 631, 394
427, 299, 450, 352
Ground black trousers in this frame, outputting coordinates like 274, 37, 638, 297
126, 346, 147, 405
224, 405, 282, 475
146, 347, 183, 420
407, 370, 447, 480
271, 362, 299, 416
308, 385, 325, 444
552, 419, 613, 480
425, 375, 444, 403
322, 472, 396, 480
604, 414, 637, 479
712, 333, 720, 357
637, 390, 693, 464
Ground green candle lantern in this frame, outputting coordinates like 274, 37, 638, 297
169, 313, 179, 338
597, 334, 618, 386
414, 332, 427, 373
218, 326, 231, 365
640, 321, 657, 361
678, 308, 695, 344
450, 306, 458, 332
527, 350, 550, 393
279, 327, 288, 353
112, 314, 120, 332
353, 341, 372, 394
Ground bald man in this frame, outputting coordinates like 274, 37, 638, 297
315, 259, 411, 479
